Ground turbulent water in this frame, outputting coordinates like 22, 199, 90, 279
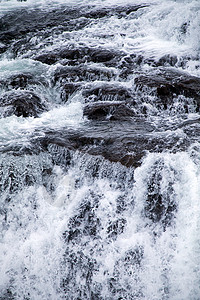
0, 0, 200, 299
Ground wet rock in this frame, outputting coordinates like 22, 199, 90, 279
0, 73, 38, 90
0, 90, 47, 118
157, 54, 178, 67
0, 7, 88, 46
85, 4, 148, 19
135, 68, 200, 109
0, 3, 147, 50
0, 4, 147, 57
61, 83, 82, 101
62, 249, 98, 298
0, 42, 6, 54
107, 246, 144, 298
82, 83, 133, 102
119, 54, 180, 81
83, 101, 135, 120
53, 65, 116, 84
34, 45, 124, 66
0, 289, 14, 300
39, 117, 190, 168
61, 82, 134, 103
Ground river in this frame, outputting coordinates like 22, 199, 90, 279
0, 0, 200, 299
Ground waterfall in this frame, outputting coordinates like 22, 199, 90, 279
0, 0, 200, 299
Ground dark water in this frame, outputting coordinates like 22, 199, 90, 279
0, 0, 200, 299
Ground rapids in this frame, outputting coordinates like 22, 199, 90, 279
0, 0, 200, 299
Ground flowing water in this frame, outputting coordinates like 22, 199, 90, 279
0, 0, 200, 299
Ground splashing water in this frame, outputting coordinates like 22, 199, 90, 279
0, 0, 200, 299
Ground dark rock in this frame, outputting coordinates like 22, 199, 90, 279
157, 54, 178, 67
118, 54, 179, 80
0, 289, 14, 300
0, 90, 47, 118
34, 45, 124, 66
0, 7, 88, 45
0, 73, 37, 90
0, 4, 148, 49
85, 4, 148, 19
63, 200, 101, 244
135, 68, 200, 110
0, 42, 6, 54
61, 82, 134, 103
37, 116, 190, 168
180, 22, 189, 35
89, 48, 119, 63
53, 65, 116, 84
107, 246, 144, 298
33, 52, 60, 65
62, 249, 98, 298
82, 83, 133, 102
83, 101, 135, 120
0, 4, 147, 57
61, 83, 82, 101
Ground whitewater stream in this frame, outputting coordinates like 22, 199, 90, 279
0, 0, 200, 299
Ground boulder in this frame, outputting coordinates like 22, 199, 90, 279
0, 73, 37, 90
82, 83, 133, 102
83, 101, 135, 120
61, 82, 134, 102
61, 83, 82, 101
53, 65, 116, 84
34, 45, 125, 66
37, 117, 189, 168
0, 90, 47, 118
135, 68, 200, 110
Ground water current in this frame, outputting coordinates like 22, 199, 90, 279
0, 0, 200, 299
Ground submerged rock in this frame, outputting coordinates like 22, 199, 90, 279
0, 90, 47, 118
0, 7, 88, 46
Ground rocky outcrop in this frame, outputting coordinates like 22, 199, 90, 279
0, 73, 45, 90
0, 4, 199, 170
34, 45, 125, 67
82, 83, 133, 102
53, 65, 116, 84
61, 82, 133, 102
135, 68, 200, 110
84, 4, 148, 19
35, 118, 189, 168
83, 101, 135, 120
0, 90, 47, 118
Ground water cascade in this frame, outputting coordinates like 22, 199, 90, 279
0, 0, 200, 299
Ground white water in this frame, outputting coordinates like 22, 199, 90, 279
0, 150, 200, 299
0, 0, 200, 299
